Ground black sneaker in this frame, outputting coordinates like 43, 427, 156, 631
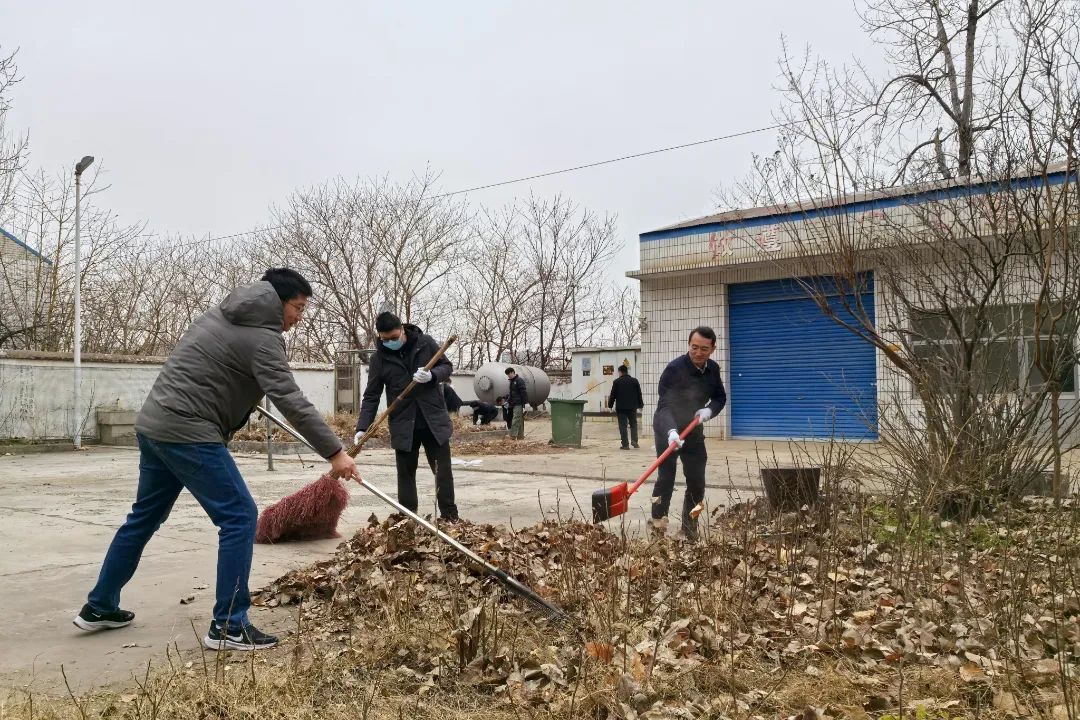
632, 443, 640, 449
73, 603, 134, 631
203, 622, 279, 651
619, 445, 629, 450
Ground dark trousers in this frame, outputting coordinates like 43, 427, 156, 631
89, 434, 257, 627
616, 410, 639, 447
651, 431, 707, 536
396, 426, 458, 519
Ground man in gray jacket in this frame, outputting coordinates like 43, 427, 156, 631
74, 268, 359, 652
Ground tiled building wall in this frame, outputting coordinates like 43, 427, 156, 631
871, 254, 1080, 441
639, 272, 726, 439
637, 179, 1072, 276
0, 237, 38, 321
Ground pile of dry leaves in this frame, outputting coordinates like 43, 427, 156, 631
250, 494, 1080, 719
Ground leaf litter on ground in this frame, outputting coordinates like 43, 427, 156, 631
244, 491, 1080, 718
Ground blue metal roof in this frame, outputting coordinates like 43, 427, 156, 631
0, 227, 52, 266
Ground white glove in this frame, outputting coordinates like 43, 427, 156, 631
695, 407, 714, 423
353, 430, 365, 445
412, 367, 433, 383
667, 429, 685, 448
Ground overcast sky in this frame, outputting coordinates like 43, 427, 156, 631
3, 1, 883, 286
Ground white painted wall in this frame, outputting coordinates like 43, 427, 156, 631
570, 348, 642, 413
0, 352, 334, 441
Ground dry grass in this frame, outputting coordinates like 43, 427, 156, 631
453, 437, 557, 456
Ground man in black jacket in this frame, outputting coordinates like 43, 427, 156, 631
505, 367, 528, 439
607, 364, 644, 449
652, 326, 727, 540
496, 396, 511, 429
443, 378, 463, 414
465, 400, 499, 426
355, 312, 459, 520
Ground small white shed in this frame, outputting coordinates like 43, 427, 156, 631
569, 345, 642, 413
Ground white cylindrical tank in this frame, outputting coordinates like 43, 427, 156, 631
473, 363, 551, 407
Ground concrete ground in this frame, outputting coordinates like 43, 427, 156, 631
0, 417, 827, 695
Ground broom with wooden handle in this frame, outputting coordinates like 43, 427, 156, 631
255, 335, 457, 545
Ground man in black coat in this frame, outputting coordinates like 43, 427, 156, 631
607, 364, 644, 449
652, 326, 727, 540
496, 396, 511, 429
355, 312, 459, 520
443, 378, 463, 414
505, 367, 528, 439
465, 400, 499, 426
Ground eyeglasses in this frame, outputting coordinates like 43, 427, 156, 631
287, 301, 307, 315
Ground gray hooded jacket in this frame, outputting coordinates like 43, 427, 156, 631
134, 281, 343, 458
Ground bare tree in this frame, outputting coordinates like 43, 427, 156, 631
455, 206, 538, 368
609, 285, 641, 346
0, 48, 31, 346
264, 171, 472, 360
363, 170, 472, 331
518, 195, 620, 369
1, 167, 148, 352
722, 0, 1080, 510
0, 47, 26, 216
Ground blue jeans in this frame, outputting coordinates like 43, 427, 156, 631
87, 433, 258, 628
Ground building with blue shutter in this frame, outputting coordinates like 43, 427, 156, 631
629, 168, 1078, 442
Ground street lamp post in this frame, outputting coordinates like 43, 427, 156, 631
73, 155, 94, 449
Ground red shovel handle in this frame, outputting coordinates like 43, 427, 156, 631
626, 416, 701, 496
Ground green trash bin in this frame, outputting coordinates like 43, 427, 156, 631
549, 398, 587, 448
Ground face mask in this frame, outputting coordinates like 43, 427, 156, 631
382, 337, 404, 351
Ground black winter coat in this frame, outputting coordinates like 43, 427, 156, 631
607, 374, 644, 412
356, 325, 453, 451
652, 354, 726, 437
443, 384, 463, 413
507, 375, 529, 408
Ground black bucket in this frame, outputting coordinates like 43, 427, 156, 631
760, 467, 821, 512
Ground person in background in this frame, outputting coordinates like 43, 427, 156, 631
496, 395, 511, 429
443, 377, 463, 415
354, 312, 459, 521
505, 367, 528, 439
651, 326, 726, 541
465, 400, 500, 426
607, 364, 644, 449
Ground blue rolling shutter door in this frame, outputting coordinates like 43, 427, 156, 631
728, 276, 878, 439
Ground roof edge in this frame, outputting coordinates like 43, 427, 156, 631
0, 227, 54, 266
642, 163, 1075, 240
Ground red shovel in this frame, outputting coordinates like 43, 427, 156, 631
591, 416, 701, 522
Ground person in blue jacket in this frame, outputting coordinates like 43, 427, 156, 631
651, 325, 727, 540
